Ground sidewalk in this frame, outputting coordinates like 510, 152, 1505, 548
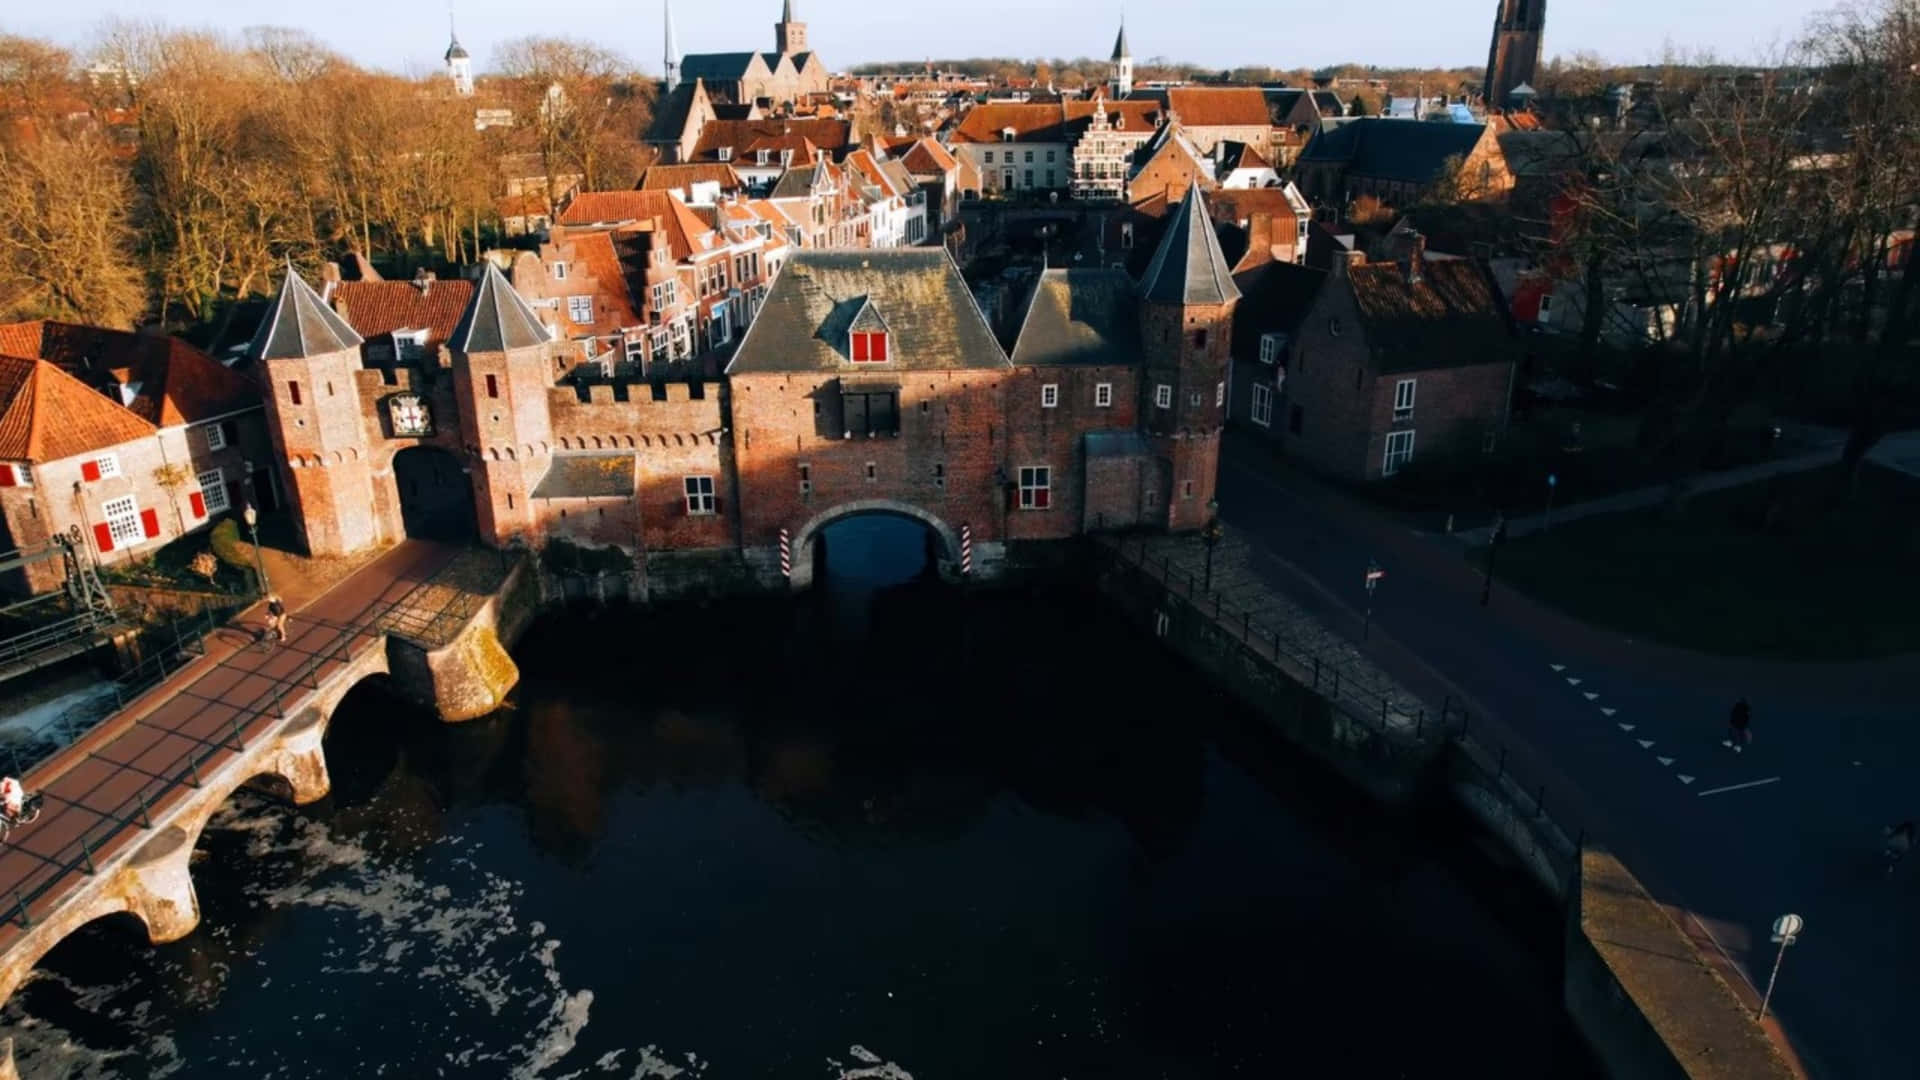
1453, 430, 1920, 545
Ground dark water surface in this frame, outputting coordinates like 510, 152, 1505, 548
2, 518, 1600, 1078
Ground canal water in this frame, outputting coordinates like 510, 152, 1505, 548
1, 517, 1599, 1078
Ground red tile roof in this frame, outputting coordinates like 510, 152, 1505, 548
692, 118, 851, 163
951, 100, 1163, 144
0, 353, 159, 463
900, 137, 958, 176
635, 163, 747, 192
2, 320, 258, 428
563, 231, 644, 333
555, 191, 718, 262
1164, 87, 1273, 129
329, 279, 478, 352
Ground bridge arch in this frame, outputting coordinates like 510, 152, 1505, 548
787, 499, 962, 590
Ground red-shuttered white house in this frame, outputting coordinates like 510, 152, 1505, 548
0, 322, 273, 595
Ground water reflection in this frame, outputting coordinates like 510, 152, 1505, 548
0, 521, 1599, 1078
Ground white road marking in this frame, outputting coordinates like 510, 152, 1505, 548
1678, 774, 1696, 785
1566, 677, 1582, 686
1695, 777, 1782, 798
1637, 739, 1655, 749
1583, 692, 1600, 701
1657, 756, 1675, 766
1550, 664, 1566, 672
1618, 723, 1636, 732
1600, 707, 1617, 717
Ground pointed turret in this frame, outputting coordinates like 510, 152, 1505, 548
1138, 184, 1240, 306
1109, 17, 1134, 98
445, 12, 475, 96
249, 269, 364, 362
1111, 23, 1130, 61
664, 0, 682, 93
451, 262, 552, 354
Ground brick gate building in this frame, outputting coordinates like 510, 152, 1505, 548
258, 186, 1241, 587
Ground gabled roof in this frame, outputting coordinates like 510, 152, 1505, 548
1298, 117, 1489, 184
556, 190, 717, 261
0, 354, 158, 463
727, 250, 1009, 375
1010, 270, 1143, 367
680, 52, 768, 82
1344, 258, 1512, 373
950, 100, 1162, 144
1163, 87, 1272, 129
329, 280, 477, 354
900, 137, 958, 176
693, 118, 850, 162
1230, 261, 1325, 355
451, 262, 552, 354
645, 78, 708, 144
22, 322, 258, 426
770, 161, 839, 199
635, 162, 747, 193
879, 159, 917, 199
1217, 141, 1272, 174
249, 270, 365, 362
1139, 185, 1241, 306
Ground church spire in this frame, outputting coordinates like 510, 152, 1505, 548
664, 0, 682, 92
1109, 11, 1134, 98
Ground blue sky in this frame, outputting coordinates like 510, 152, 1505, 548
11, 0, 1835, 75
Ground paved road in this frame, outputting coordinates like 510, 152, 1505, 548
1216, 435, 1917, 1080
0, 540, 455, 954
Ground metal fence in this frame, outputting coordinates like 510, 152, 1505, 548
4, 550, 527, 931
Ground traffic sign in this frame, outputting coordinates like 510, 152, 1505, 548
1771, 913, 1803, 944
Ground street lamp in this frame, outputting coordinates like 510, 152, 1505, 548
1201, 500, 1224, 592
241, 461, 271, 598
1480, 511, 1506, 608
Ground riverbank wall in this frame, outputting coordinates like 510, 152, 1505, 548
1083, 534, 1790, 1080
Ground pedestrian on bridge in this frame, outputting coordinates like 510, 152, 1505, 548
1723, 697, 1752, 753
266, 594, 288, 646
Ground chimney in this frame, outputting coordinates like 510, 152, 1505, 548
1402, 231, 1425, 286
1333, 245, 1366, 279
412, 269, 436, 295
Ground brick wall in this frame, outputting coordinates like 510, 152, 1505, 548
543, 381, 733, 553
259, 345, 381, 556
1004, 365, 1138, 541
1142, 299, 1234, 530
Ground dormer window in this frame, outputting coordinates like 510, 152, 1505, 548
850, 330, 889, 362
1001, 128, 1015, 143
781, 149, 795, 166
757, 149, 772, 166
718, 146, 734, 162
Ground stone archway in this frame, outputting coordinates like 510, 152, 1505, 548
391, 446, 477, 542
787, 499, 963, 591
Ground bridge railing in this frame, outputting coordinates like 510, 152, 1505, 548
0, 611, 106, 669
5, 550, 529, 931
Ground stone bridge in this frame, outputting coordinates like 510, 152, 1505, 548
0, 540, 531, 1009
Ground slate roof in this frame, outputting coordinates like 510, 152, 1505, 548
769, 161, 838, 199
1344, 258, 1512, 373
645, 79, 703, 143
1, 320, 259, 427
1229, 261, 1325, 360
1139, 185, 1241, 306
1216, 141, 1272, 174
330, 280, 477, 353
1111, 25, 1130, 60
0, 353, 159, 463
249, 270, 365, 362
680, 53, 766, 82
451, 263, 552, 354
1298, 118, 1488, 184
726, 250, 1008, 375
1086, 430, 1150, 459
532, 453, 636, 499
1010, 270, 1144, 367
1311, 90, 1345, 117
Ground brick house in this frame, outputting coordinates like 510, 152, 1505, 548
1226, 260, 1324, 441
0, 322, 272, 594
1278, 243, 1519, 482
950, 99, 1161, 196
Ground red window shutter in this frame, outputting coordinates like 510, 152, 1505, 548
872, 333, 888, 362
93, 521, 114, 553
0, 464, 13, 487
189, 491, 206, 518
1035, 488, 1050, 509
140, 508, 161, 539
81, 459, 101, 482
851, 333, 868, 362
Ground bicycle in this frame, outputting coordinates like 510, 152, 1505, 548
0, 793, 45, 844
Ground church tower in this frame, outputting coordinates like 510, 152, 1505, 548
445, 16, 474, 97
774, 0, 808, 56
1484, 0, 1545, 106
1109, 18, 1133, 99
664, 0, 682, 93
450, 262, 555, 547
249, 270, 379, 556
1136, 184, 1240, 532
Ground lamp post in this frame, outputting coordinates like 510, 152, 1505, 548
241, 460, 271, 598
1480, 511, 1506, 608
1201, 500, 1223, 592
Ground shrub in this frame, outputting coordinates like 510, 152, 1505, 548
208, 518, 249, 570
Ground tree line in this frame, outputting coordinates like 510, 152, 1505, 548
0, 23, 656, 334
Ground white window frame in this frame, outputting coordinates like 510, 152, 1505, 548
1383, 430, 1416, 476
567, 295, 594, 324
1095, 383, 1112, 408
1393, 378, 1416, 422
552, 261, 569, 281
94, 453, 122, 479
651, 280, 677, 310
625, 335, 647, 364
202, 423, 227, 452
1041, 383, 1058, 409
1017, 465, 1051, 510
1251, 383, 1273, 426
1154, 384, 1172, 409
197, 468, 229, 514
1259, 332, 1282, 365
102, 495, 141, 546
683, 475, 716, 514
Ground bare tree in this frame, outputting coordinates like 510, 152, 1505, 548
0, 133, 148, 325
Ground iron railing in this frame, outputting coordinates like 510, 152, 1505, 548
0, 610, 113, 669
3, 551, 526, 931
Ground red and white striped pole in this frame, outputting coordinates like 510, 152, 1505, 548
779, 528, 791, 578
959, 524, 973, 576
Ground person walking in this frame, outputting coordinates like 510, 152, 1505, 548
266, 594, 288, 646
1723, 697, 1752, 753
1886, 821, 1914, 877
